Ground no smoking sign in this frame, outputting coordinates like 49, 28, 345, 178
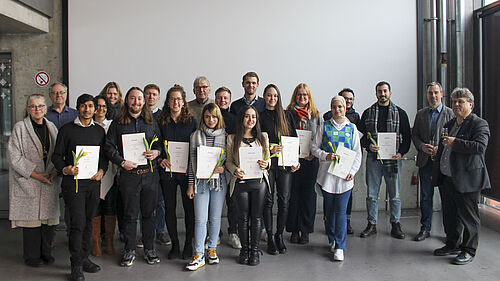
35, 71, 50, 87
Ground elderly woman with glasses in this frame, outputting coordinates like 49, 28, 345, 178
8, 94, 60, 267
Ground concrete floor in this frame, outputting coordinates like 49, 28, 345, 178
1, 207, 500, 281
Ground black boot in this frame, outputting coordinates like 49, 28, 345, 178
168, 240, 180, 259
70, 265, 84, 281
266, 232, 278, 255
249, 218, 262, 266
182, 239, 193, 260
238, 217, 249, 265
275, 233, 287, 254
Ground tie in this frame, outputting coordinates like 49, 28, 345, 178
430, 109, 438, 141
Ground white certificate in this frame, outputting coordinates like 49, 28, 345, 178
239, 146, 263, 179
196, 146, 222, 179
167, 141, 189, 173
377, 132, 397, 160
279, 136, 299, 167
74, 145, 100, 180
122, 133, 147, 165
328, 144, 356, 179
296, 130, 312, 158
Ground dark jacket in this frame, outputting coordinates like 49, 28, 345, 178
432, 113, 491, 193
221, 108, 236, 135
412, 104, 454, 168
105, 115, 161, 168
259, 109, 297, 169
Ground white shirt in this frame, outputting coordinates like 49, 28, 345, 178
311, 118, 362, 194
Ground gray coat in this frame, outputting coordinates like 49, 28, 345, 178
8, 117, 60, 221
412, 105, 454, 168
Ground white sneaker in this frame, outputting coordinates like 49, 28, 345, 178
186, 254, 205, 271
329, 242, 336, 253
228, 233, 242, 249
333, 249, 344, 261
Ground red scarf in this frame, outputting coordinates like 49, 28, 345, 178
294, 104, 311, 130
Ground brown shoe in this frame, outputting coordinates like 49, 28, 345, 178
91, 217, 102, 256
359, 223, 377, 238
104, 216, 116, 255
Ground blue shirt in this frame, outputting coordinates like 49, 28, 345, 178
47, 105, 78, 130
429, 103, 443, 141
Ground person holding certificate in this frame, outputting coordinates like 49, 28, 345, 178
358, 81, 411, 240
311, 96, 362, 261
52, 94, 108, 281
8, 94, 60, 267
259, 84, 299, 255
157, 85, 198, 260
91, 95, 119, 256
226, 105, 270, 266
184, 103, 227, 270
285, 83, 321, 245
105, 87, 162, 267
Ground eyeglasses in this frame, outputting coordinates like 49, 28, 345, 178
50, 91, 66, 96
97, 105, 107, 109
194, 86, 209, 90
28, 105, 46, 110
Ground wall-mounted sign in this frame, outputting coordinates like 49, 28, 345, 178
35, 71, 50, 87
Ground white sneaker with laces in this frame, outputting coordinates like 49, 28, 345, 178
228, 233, 242, 249
186, 254, 205, 271
333, 249, 344, 261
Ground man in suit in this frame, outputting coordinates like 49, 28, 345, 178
432, 87, 490, 265
411, 82, 454, 241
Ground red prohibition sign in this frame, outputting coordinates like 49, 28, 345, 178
35, 71, 50, 87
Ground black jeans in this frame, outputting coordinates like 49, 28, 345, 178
161, 175, 194, 244
96, 183, 118, 216
236, 179, 267, 248
264, 167, 292, 235
226, 182, 239, 234
62, 183, 100, 266
287, 158, 318, 234
119, 171, 159, 251
23, 225, 55, 261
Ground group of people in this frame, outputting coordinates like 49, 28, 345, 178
7, 71, 490, 281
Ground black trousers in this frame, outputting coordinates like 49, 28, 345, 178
96, 183, 118, 216
62, 183, 100, 266
226, 182, 239, 234
286, 158, 318, 234
22, 225, 55, 261
120, 171, 158, 251
160, 175, 194, 244
236, 179, 267, 248
441, 176, 480, 255
264, 167, 292, 235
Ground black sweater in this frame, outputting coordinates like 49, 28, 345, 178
105, 115, 162, 168
259, 109, 297, 168
52, 121, 108, 187
221, 108, 236, 135
358, 104, 412, 157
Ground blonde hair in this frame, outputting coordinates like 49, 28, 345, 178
199, 103, 225, 130
286, 83, 320, 118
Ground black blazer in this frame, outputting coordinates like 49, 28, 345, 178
432, 113, 491, 193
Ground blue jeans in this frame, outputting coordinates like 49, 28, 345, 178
322, 189, 351, 250
365, 155, 401, 224
418, 160, 434, 231
193, 177, 227, 255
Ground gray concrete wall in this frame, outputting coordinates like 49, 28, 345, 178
0, 0, 62, 123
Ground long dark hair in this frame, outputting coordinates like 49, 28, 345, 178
94, 95, 112, 120
118, 87, 154, 125
232, 105, 266, 156
158, 84, 193, 125
264, 84, 290, 136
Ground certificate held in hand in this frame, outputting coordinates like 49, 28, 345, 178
74, 145, 100, 180
168, 141, 189, 173
279, 136, 299, 166
196, 146, 222, 179
296, 130, 312, 158
122, 133, 147, 165
377, 132, 397, 160
239, 146, 263, 179
328, 144, 356, 179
